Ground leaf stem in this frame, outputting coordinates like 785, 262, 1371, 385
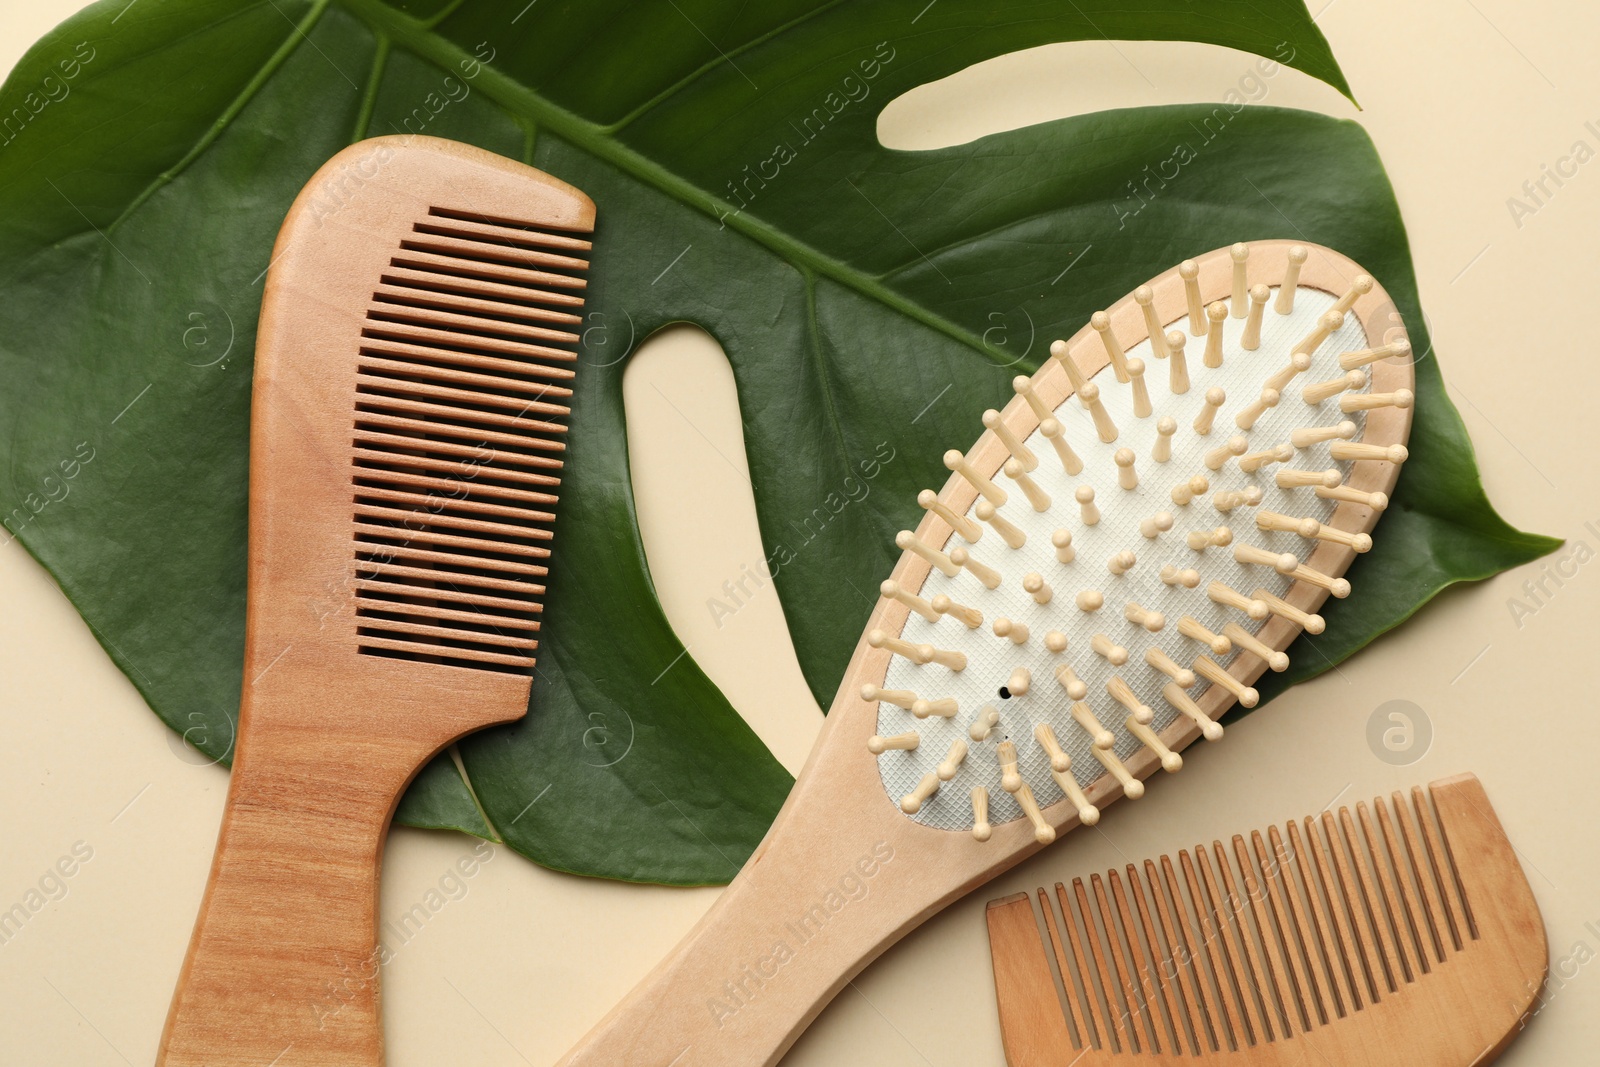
335, 0, 1016, 369
108, 0, 336, 236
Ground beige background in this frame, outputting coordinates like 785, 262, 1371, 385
3, 1, 1597, 1062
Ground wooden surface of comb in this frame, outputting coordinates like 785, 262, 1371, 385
158, 136, 594, 1067
986, 773, 1546, 1066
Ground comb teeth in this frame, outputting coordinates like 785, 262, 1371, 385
1000, 788, 1485, 1058
351, 209, 590, 674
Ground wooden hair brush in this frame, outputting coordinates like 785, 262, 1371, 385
559, 241, 1413, 1067
158, 136, 594, 1066
985, 773, 1546, 1065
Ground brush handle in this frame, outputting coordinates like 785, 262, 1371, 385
556, 695, 1052, 1067
157, 725, 411, 1067
557, 800, 911, 1067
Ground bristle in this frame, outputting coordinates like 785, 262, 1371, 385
983, 409, 1039, 471
1204, 302, 1229, 367
917, 488, 982, 541
1160, 565, 1200, 588
1090, 634, 1128, 666
1055, 664, 1088, 701
1140, 511, 1174, 539
1213, 487, 1262, 512
1235, 543, 1299, 575
1136, 286, 1172, 360
896, 530, 959, 576
1276, 468, 1343, 490
993, 617, 1030, 645
1164, 682, 1223, 740
1050, 338, 1090, 392
1005, 459, 1053, 512
1294, 309, 1346, 358
1195, 387, 1226, 435
1040, 418, 1085, 475
1230, 243, 1250, 317
1223, 622, 1290, 672
931, 593, 983, 628
951, 546, 1003, 588
911, 697, 959, 719
881, 579, 939, 621
1193, 655, 1259, 708
1205, 435, 1247, 470
1015, 784, 1056, 843
1123, 602, 1165, 633
1051, 528, 1076, 564
868, 731, 919, 754
1092, 746, 1143, 798
1013, 375, 1053, 421
1144, 647, 1196, 688
1188, 527, 1233, 551
1316, 484, 1389, 510
1235, 388, 1282, 431
1076, 485, 1101, 525
976, 500, 1028, 548
1207, 579, 1267, 619
1238, 444, 1293, 474
1341, 389, 1414, 413
971, 787, 992, 841
1152, 416, 1177, 462
1276, 245, 1308, 313
1113, 447, 1139, 492
1171, 475, 1210, 507
1303, 369, 1367, 405
1180, 259, 1207, 334
1265, 351, 1314, 393
1034, 723, 1072, 772
1331, 274, 1375, 316
1291, 420, 1357, 449
1127, 357, 1154, 418
1079, 382, 1119, 443
997, 740, 1024, 793
1071, 700, 1116, 749
1251, 588, 1325, 634
1126, 717, 1182, 772
1340, 339, 1411, 371
945, 449, 1008, 505
1089, 313, 1131, 383
937, 738, 968, 779
901, 772, 940, 813
1330, 440, 1408, 464
1167, 330, 1191, 394
1241, 284, 1270, 350
861, 682, 917, 709
1107, 675, 1154, 723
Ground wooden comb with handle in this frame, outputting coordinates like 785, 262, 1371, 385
986, 773, 1546, 1065
157, 136, 594, 1067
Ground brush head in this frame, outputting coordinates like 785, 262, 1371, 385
863, 242, 1412, 841
246, 136, 593, 745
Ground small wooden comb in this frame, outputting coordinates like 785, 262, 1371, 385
157, 137, 594, 1066
985, 773, 1546, 1066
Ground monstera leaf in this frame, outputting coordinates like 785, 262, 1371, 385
0, 0, 1555, 883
